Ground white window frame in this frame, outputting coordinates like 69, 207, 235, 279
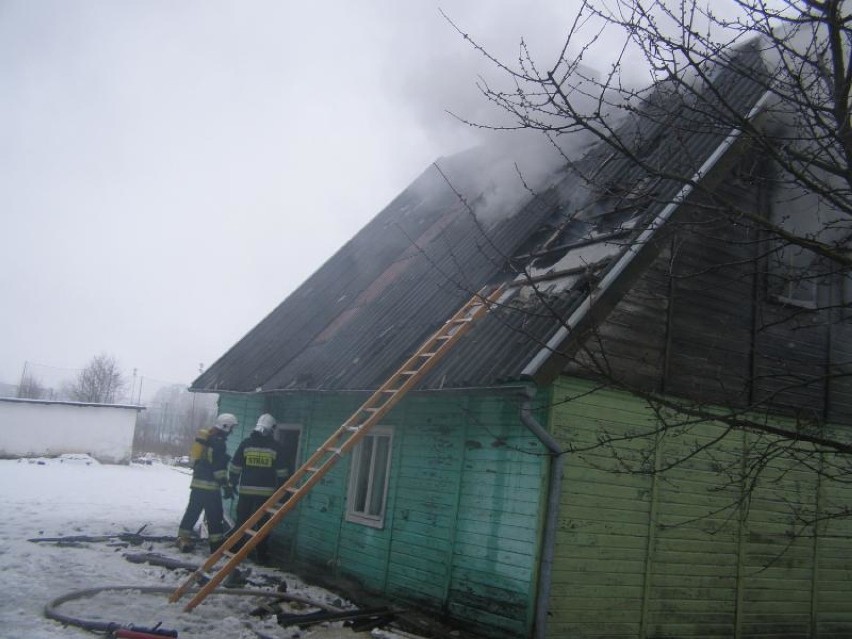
345, 427, 393, 529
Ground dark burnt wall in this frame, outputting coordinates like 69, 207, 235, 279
565, 242, 672, 391
664, 193, 764, 408
828, 299, 852, 422
565, 172, 852, 425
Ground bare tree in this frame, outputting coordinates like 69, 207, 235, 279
447, 1, 852, 267
444, 0, 852, 534
67, 353, 126, 404
17, 373, 47, 400
132, 384, 217, 457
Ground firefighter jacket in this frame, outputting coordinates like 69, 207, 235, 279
189, 429, 230, 492
229, 431, 289, 497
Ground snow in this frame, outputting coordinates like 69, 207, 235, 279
0, 455, 419, 639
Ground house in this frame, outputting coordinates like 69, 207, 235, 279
192, 42, 852, 639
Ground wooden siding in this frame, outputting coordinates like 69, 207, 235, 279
548, 377, 852, 639
217, 393, 266, 453
565, 249, 671, 390
256, 390, 548, 639
548, 379, 657, 638
568, 187, 852, 425
815, 424, 852, 639
664, 202, 760, 408
753, 302, 829, 417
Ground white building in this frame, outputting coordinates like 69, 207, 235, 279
0, 398, 142, 464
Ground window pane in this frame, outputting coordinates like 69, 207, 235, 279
353, 437, 374, 513
346, 430, 392, 526
367, 437, 390, 516
768, 244, 817, 304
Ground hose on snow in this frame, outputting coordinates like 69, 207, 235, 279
44, 585, 339, 634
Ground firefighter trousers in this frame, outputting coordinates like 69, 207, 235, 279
178, 487, 225, 550
234, 494, 274, 561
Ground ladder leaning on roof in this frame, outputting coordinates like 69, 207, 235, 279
169, 283, 506, 612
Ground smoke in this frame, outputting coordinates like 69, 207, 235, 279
381, 2, 591, 150
376, 1, 633, 228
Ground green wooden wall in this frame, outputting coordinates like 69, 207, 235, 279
548, 377, 852, 639
216, 393, 266, 454
237, 389, 551, 638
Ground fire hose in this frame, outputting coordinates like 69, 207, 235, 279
45, 585, 340, 638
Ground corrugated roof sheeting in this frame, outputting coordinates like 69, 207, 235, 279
261, 179, 565, 391
194, 43, 769, 394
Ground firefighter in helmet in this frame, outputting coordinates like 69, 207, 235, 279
228, 413, 289, 562
177, 413, 237, 553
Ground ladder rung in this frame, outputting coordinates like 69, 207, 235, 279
169, 284, 504, 612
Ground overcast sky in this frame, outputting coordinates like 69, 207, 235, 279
3, 0, 699, 395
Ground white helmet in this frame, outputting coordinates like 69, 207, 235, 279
214, 413, 238, 434
254, 413, 276, 436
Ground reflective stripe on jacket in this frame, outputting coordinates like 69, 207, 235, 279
190, 431, 230, 492
229, 432, 289, 497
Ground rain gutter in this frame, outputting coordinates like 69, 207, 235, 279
520, 90, 772, 380
518, 385, 563, 639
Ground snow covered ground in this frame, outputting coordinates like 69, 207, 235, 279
0, 455, 420, 639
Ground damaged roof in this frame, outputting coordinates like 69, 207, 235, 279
193, 43, 769, 394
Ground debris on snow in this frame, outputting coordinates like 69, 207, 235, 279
0, 457, 422, 639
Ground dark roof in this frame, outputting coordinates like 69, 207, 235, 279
194, 43, 769, 394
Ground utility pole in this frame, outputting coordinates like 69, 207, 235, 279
17, 362, 27, 397
128, 368, 138, 405
190, 363, 203, 429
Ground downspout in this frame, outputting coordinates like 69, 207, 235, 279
519, 386, 563, 639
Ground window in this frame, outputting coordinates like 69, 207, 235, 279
768, 243, 818, 308
346, 428, 393, 528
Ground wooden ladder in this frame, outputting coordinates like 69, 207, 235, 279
169, 283, 505, 611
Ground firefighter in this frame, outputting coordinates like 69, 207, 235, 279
228, 413, 289, 563
176, 413, 237, 553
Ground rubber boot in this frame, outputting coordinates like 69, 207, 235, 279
176, 536, 195, 553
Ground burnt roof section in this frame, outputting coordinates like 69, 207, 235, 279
194, 43, 768, 394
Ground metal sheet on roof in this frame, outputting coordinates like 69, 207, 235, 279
193, 43, 769, 394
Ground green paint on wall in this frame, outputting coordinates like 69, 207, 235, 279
244, 388, 549, 639
547, 377, 852, 639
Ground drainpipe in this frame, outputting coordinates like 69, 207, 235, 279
519, 386, 564, 639
520, 90, 773, 382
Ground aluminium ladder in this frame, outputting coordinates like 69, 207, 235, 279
169, 283, 505, 611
